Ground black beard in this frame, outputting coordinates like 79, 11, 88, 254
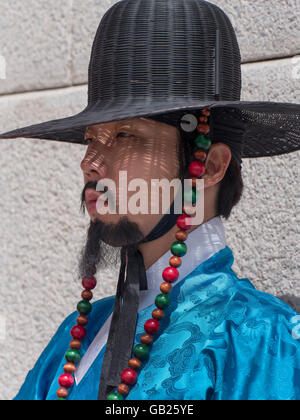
78, 186, 145, 277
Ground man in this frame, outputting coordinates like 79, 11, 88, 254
1, 0, 300, 400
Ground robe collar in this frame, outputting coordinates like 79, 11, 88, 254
75, 215, 226, 384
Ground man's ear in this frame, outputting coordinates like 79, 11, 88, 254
202, 143, 232, 189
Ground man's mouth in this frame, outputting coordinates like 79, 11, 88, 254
85, 188, 109, 213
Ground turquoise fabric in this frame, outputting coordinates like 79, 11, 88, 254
14, 246, 300, 400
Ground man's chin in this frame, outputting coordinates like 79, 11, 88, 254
89, 212, 127, 227
79, 211, 146, 277
95, 230, 129, 248
90, 215, 145, 246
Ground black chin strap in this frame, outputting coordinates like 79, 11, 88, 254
97, 172, 187, 400
97, 245, 147, 400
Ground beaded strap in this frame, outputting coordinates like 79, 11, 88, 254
56, 108, 212, 400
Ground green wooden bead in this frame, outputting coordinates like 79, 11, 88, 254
56, 398, 66, 400
77, 300, 92, 315
184, 187, 197, 205
171, 241, 187, 257
65, 349, 81, 364
107, 392, 124, 400
133, 343, 150, 360
155, 293, 171, 309
194, 135, 211, 150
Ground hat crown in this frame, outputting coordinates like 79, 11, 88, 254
87, 0, 242, 108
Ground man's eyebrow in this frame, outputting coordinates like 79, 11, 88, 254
117, 123, 138, 132
118, 119, 150, 131
84, 120, 147, 137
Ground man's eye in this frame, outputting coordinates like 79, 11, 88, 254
84, 133, 132, 144
117, 132, 132, 138
84, 138, 94, 145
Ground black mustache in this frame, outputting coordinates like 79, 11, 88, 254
80, 181, 109, 214
80, 181, 98, 214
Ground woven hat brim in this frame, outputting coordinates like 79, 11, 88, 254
0, 99, 219, 144
0, 99, 299, 159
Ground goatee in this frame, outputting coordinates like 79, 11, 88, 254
78, 216, 145, 278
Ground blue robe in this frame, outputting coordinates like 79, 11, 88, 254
15, 246, 300, 400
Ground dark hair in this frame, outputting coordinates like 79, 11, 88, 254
178, 132, 244, 220
216, 156, 244, 219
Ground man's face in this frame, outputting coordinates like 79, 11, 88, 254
80, 117, 181, 239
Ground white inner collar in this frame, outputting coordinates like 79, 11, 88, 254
75, 216, 226, 385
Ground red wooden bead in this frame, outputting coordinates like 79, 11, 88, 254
82, 276, 97, 290
197, 123, 210, 134
177, 214, 192, 230
128, 358, 142, 370
71, 325, 86, 340
152, 309, 164, 320
199, 115, 208, 123
81, 289, 93, 301
58, 373, 74, 389
186, 177, 198, 188
141, 334, 154, 345
144, 318, 160, 335
202, 108, 211, 116
77, 315, 88, 326
169, 256, 182, 268
121, 368, 138, 386
64, 363, 76, 374
162, 266, 179, 283
70, 339, 82, 350
188, 161, 205, 178
175, 230, 188, 242
117, 383, 130, 396
183, 205, 196, 216
194, 149, 207, 162
160, 282, 172, 294
57, 387, 69, 398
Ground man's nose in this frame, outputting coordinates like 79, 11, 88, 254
80, 148, 108, 180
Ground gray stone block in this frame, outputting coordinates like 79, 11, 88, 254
1, 0, 299, 94
0, 0, 73, 95
0, 85, 87, 133
0, 56, 299, 400
71, 0, 120, 85
242, 56, 300, 101
213, 0, 300, 62
71, 0, 300, 84
225, 148, 300, 309
0, 84, 119, 400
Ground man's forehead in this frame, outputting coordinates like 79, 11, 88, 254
86, 117, 157, 134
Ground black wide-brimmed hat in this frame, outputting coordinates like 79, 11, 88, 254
2, 0, 300, 401
1, 0, 299, 161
